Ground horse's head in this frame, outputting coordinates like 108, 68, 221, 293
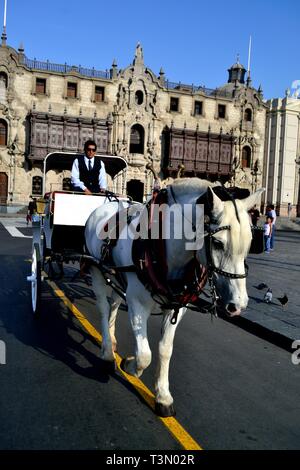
202, 187, 264, 317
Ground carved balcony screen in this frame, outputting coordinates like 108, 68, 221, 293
29, 112, 110, 161
163, 127, 234, 180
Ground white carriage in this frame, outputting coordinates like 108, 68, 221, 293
27, 152, 129, 315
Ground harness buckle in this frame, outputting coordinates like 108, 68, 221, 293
170, 308, 179, 325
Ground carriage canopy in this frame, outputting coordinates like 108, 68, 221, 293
42, 152, 128, 194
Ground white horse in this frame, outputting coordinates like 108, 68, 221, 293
85, 178, 264, 416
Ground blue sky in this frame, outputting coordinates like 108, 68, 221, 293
4, 0, 300, 99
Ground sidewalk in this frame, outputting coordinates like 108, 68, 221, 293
227, 229, 300, 349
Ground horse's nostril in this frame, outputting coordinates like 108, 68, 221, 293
227, 303, 237, 313
226, 303, 242, 317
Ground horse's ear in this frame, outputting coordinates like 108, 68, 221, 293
207, 187, 224, 219
242, 188, 265, 211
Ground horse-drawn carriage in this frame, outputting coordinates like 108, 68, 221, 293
27, 153, 265, 417
27, 151, 130, 315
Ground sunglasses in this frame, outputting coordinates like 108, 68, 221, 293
87, 148, 96, 152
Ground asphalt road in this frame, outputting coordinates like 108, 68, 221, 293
0, 221, 300, 450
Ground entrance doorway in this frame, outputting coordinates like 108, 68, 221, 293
0, 172, 8, 204
127, 179, 144, 202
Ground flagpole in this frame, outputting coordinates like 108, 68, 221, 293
1, 0, 7, 45
247, 35, 252, 75
3, 0, 6, 27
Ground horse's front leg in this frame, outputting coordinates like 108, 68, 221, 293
120, 297, 152, 378
155, 307, 187, 417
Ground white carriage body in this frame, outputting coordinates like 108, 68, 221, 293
53, 193, 108, 226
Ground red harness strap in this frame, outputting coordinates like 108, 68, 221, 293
132, 190, 208, 306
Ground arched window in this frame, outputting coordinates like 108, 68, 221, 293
135, 90, 144, 105
244, 108, 252, 122
0, 120, 7, 146
130, 124, 144, 154
0, 72, 7, 86
32, 176, 43, 196
63, 177, 71, 191
0, 72, 8, 105
242, 146, 251, 168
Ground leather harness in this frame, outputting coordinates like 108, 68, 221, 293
97, 185, 250, 318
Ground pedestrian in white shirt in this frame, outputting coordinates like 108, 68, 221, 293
263, 215, 273, 253
266, 204, 276, 250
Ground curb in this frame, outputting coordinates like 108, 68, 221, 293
218, 312, 294, 353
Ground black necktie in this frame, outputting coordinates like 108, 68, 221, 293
88, 159, 92, 171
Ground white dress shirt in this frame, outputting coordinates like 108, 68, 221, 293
71, 156, 107, 191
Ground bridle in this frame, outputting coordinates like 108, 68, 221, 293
168, 185, 250, 316
205, 223, 249, 280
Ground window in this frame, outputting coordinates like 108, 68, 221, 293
36, 78, 46, 95
63, 177, 71, 191
32, 176, 43, 196
0, 72, 8, 104
130, 124, 144, 154
194, 101, 203, 116
135, 90, 144, 105
218, 104, 226, 119
0, 120, 7, 146
67, 82, 77, 98
170, 97, 179, 112
95, 85, 105, 102
242, 146, 251, 168
0, 72, 8, 88
244, 108, 252, 122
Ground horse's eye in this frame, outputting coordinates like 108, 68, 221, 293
212, 238, 224, 250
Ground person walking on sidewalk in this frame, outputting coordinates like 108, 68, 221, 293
26, 196, 37, 225
249, 205, 260, 226
263, 215, 273, 253
266, 204, 276, 251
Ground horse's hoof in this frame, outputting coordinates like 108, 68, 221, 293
155, 402, 176, 417
120, 357, 127, 372
119, 356, 135, 374
101, 360, 116, 374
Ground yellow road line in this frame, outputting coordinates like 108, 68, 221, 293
46, 279, 203, 451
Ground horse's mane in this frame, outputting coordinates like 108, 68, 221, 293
169, 177, 220, 197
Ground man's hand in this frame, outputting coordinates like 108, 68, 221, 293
84, 188, 92, 195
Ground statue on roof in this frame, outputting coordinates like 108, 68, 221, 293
133, 42, 144, 66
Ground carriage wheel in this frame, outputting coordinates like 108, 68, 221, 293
27, 243, 42, 316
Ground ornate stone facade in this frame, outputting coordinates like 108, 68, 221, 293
264, 92, 300, 216
0, 42, 267, 208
